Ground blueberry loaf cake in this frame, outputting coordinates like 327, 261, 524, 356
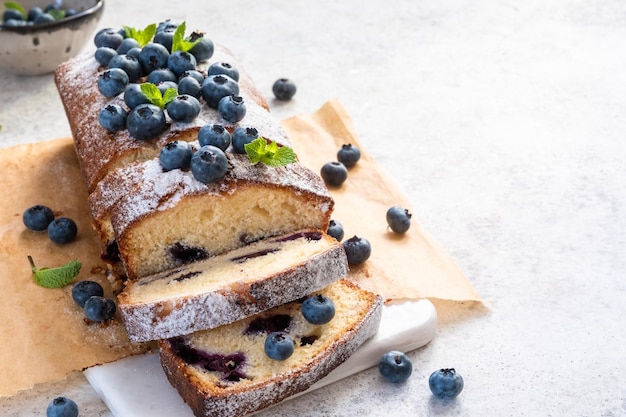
159, 279, 383, 417
118, 231, 348, 342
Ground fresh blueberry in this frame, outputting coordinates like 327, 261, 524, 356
201, 74, 240, 108
320, 161, 348, 187
231, 127, 258, 154
177, 76, 202, 99
94, 47, 117, 66
343, 235, 371, 265
386, 206, 412, 234
98, 104, 128, 132
264, 332, 295, 361
64, 8, 77, 18
168, 51, 197, 77
97, 67, 129, 97
126, 104, 167, 140
23, 205, 54, 231
179, 69, 205, 84
27, 7, 43, 21
272, 78, 297, 101
301, 294, 335, 325
123, 83, 150, 109
156, 80, 178, 97
156, 19, 178, 33
218, 95, 247, 123
43, 3, 60, 13
154, 26, 176, 52
198, 124, 231, 151
94, 28, 124, 50
84, 296, 116, 322
117, 37, 140, 55
147, 68, 177, 85
46, 396, 78, 417
47, 217, 78, 244
159, 140, 193, 171
138, 42, 170, 74
208, 61, 239, 81
378, 351, 413, 383
191, 145, 228, 183
107, 54, 142, 83
3, 9, 23, 22
71, 281, 104, 308
166, 94, 201, 123
429, 368, 464, 399
337, 143, 361, 168
33, 13, 55, 24
126, 47, 142, 59
327, 219, 344, 241
188, 32, 214, 62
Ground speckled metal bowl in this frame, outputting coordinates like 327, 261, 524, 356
0, 0, 104, 76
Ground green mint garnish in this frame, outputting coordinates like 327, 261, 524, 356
47, 8, 65, 20
28, 256, 81, 289
171, 21, 200, 53
139, 83, 178, 109
124, 23, 157, 47
244, 137, 297, 167
4, 1, 26, 18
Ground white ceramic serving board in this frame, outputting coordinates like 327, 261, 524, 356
85, 299, 437, 417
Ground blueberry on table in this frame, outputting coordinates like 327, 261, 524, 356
99, 104, 128, 132
23, 205, 54, 231
264, 332, 295, 361
218, 95, 247, 123
231, 127, 259, 154
272, 78, 297, 101
84, 296, 116, 322
386, 206, 412, 234
326, 219, 344, 242
302, 294, 335, 325
337, 143, 361, 168
429, 368, 464, 399
71, 281, 104, 308
378, 351, 413, 383
343, 235, 371, 265
126, 104, 167, 140
159, 140, 193, 171
46, 396, 78, 417
198, 124, 231, 151
166, 94, 201, 123
191, 145, 228, 184
320, 161, 348, 187
47, 218, 77, 244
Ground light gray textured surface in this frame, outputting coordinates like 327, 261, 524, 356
1, 1, 625, 416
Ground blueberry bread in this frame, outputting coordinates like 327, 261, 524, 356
118, 231, 348, 342
159, 279, 383, 417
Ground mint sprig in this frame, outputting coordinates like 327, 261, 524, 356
4, 1, 26, 18
123, 23, 157, 47
171, 21, 200, 53
244, 137, 297, 166
139, 83, 178, 109
28, 256, 81, 289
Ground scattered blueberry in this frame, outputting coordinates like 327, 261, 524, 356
47, 217, 78, 244
46, 396, 78, 417
264, 332, 295, 361
208, 61, 239, 81
123, 84, 150, 109
337, 143, 361, 168
168, 50, 197, 77
84, 296, 116, 322
71, 281, 104, 308
138, 42, 170, 74
159, 140, 193, 171
126, 104, 167, 140
327, 219, 344, 241
343, 235, 371, 265
166, 94, 201, 123
198, 124, 231, 151
201, 74, 240, 108
218, 95, 247, 123
188, 32, 214, 62
190, 145, 228, 183
301, 294, 335, 325
99, 104, 128, 132
97, 68, 129, 97
147, 68, 177, 85
386, 206, 412, 234
320, 162, 348, 187
378, 351, 413, 383
429, 368, 464, 399
23, 205, 54, 231
272, 78, 297, 101
231, 127, 258, 154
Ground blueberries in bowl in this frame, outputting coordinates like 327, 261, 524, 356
2, 2, 79, 28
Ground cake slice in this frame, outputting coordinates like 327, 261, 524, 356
159, 279, 383, 417
117, 230, 347, 342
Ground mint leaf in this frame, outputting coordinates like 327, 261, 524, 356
124, 23, 157, 47
245, 138, 297, 166
171, 21, 200, 52
139, 83, 178, 109
4, 1, 26, 18
48, 8, 65, 20
28, 256, 81, 289
162, 87, 179, 106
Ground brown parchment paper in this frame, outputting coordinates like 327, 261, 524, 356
0, 99, 480, 397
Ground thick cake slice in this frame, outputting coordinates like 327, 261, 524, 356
159, 279, 383, 417
118, 231, 347, 342
89, 153, 333, 280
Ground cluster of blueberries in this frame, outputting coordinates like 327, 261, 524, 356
23, 204, 77, 244
2, 2, 77, 27
95, 21, 246, 141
